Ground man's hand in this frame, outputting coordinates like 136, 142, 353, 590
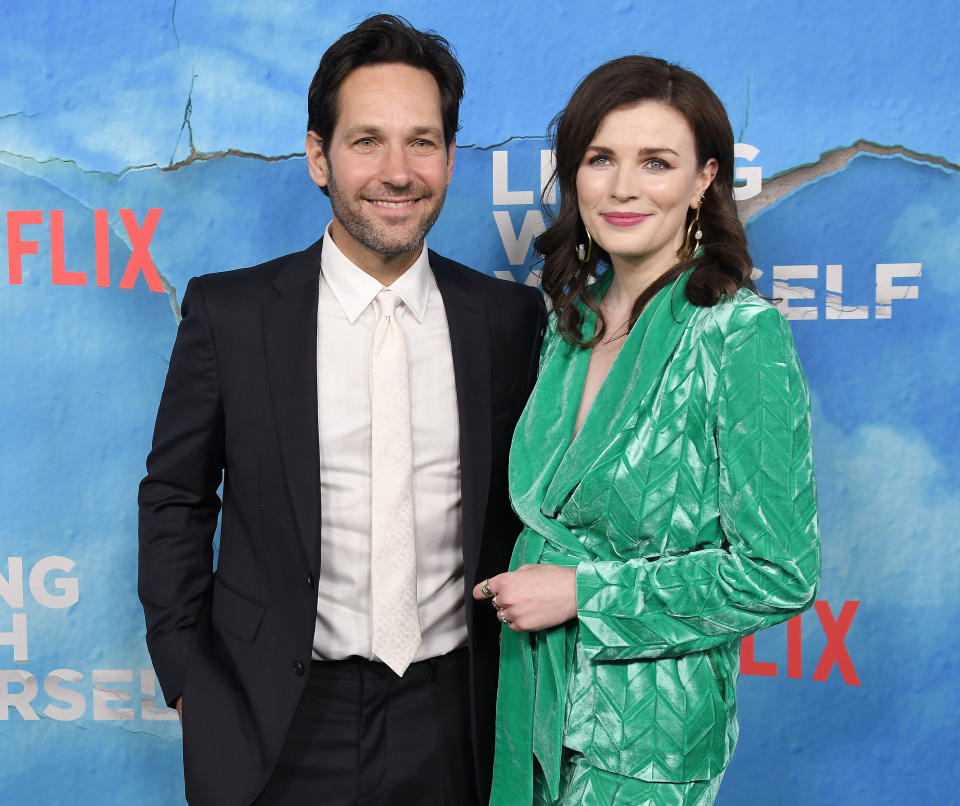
176, 697, 182, 722
472, 564, 577, 632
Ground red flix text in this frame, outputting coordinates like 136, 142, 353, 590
741, 600, 860, 686
6, 209, 164, 293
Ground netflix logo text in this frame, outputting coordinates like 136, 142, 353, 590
4, 209, 165, 292
740, 600, 860, 686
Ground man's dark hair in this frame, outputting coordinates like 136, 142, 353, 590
307, 14, 464, 149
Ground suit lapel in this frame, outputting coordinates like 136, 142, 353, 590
262, 239, 323, 570
430, 251, 491, 583
541, 270, 698, 517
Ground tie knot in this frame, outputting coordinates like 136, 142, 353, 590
375, 289, 402, 319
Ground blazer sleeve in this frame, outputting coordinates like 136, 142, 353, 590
575, 305, 821, 661
137, 276, 224, 705
529, 291, 549, 381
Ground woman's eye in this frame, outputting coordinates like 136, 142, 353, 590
588, 154, 610, 166
647, 158, 670, 170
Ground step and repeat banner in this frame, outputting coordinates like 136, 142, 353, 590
1, 2, 956, 804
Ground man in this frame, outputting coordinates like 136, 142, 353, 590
138, 14, 545, 806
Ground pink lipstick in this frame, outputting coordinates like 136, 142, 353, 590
602, 212, 649, 226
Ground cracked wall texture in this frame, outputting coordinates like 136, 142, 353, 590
0, 2, 958, 805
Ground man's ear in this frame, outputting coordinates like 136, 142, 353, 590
305, 131, 329, 189
445, 138, 456, 187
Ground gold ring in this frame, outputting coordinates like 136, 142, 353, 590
491, 594, 500, 608
497, 609, 510, 624
480, 579, 495, 598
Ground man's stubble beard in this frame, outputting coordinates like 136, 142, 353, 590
326, 165, 447, 257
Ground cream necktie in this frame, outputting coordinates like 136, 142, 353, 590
369, 289, 421, 675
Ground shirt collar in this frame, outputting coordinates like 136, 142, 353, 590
320, 223, 432, 324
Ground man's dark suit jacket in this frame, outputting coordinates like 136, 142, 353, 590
138, 238, 546, 806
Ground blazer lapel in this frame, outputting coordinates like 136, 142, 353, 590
430, 251, 491, 584
262, 239, 323, 571
541, 270, 698, 517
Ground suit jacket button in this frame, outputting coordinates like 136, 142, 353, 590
293, 660, 305, 676
306, 574, 315, 589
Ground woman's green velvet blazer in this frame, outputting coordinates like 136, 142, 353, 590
490, 272, 821, 804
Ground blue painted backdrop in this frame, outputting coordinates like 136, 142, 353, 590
1, 2, 957, 804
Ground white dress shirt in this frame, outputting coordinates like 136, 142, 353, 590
312, 225, 466, 662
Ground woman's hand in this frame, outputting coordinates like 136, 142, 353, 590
472, 564, 578, 632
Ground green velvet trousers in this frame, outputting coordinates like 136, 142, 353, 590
532, 751, 724, 806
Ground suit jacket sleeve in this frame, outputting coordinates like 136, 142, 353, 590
528, 290, 548, 387
575, 306, 821, 660
138, 276, 224, 705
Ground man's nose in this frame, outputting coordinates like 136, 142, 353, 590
379, 144, 412, 188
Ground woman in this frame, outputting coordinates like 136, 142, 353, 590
474, 56, 820, 806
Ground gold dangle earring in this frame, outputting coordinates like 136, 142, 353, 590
575, 226, 593, 263
683, 197, 704, 260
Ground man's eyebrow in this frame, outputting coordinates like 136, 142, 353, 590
410, 126, 444, 139
340, 125, 444, 139
340, 125, 384, 139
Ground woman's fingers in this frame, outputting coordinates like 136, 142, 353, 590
474, 567, 577, 631
472, 574, 502, 600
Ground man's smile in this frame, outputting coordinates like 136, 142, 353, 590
366, 198, 420, 210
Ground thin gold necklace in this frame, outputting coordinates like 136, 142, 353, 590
599, 316, 631, 345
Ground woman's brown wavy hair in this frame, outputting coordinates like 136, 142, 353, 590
536, 55, 755, 347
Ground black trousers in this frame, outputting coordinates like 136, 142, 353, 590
252, 647, 478, 806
